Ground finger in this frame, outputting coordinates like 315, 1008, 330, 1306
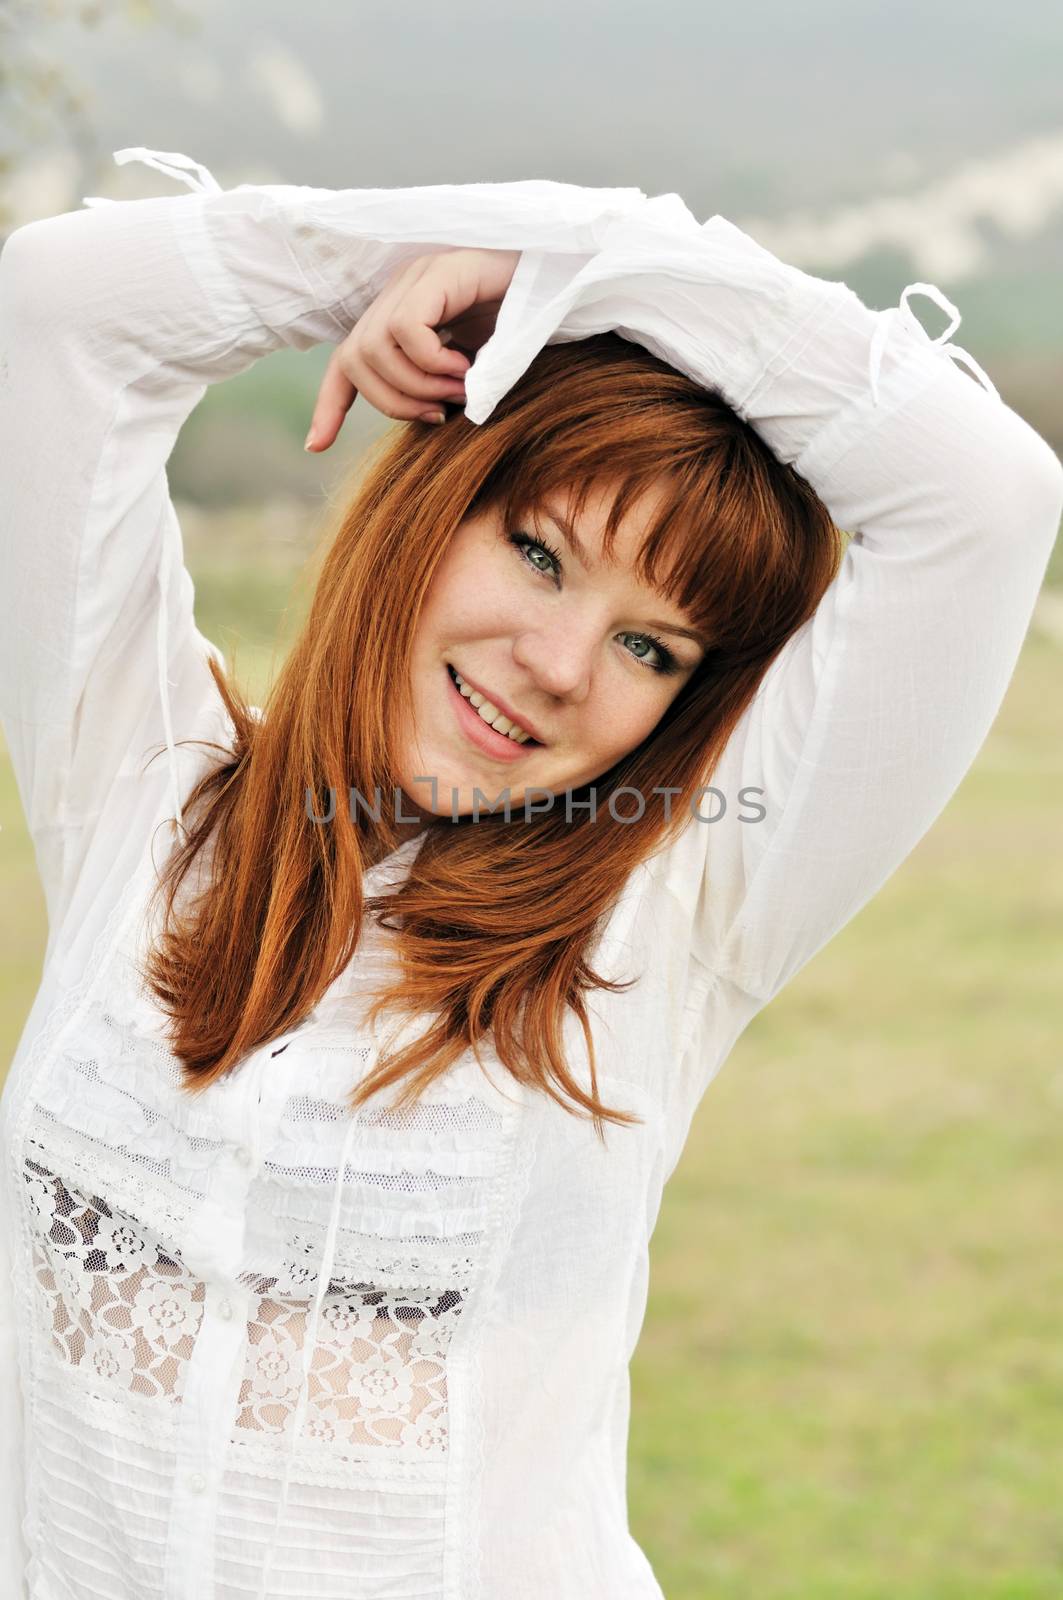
385, 264, 481, 375
389, 304, 473, 379
305, 345, 358, 452
348, 354, 460, 424
397, 250, 518, 365
366, 257, 471, 377
360, 332, 469, 404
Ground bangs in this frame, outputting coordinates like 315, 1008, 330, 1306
483, 437, 770, 646
460, 331, 830, 662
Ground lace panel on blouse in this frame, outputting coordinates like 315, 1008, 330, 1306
22, 1002, 511, 1475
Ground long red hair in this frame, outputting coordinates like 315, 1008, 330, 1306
142, 333, 840, 1142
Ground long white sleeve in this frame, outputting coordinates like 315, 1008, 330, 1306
0, 151, 646, 957
469, 207, 1063, 1004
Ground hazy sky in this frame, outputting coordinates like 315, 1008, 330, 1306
12, 0, 1063, 219
5, 0, 1062, 356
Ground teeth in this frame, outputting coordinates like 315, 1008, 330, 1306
451, 667, 535, 744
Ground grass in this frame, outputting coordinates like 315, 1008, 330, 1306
628, 619, 1063, 1597
1, 505, 1061, 1596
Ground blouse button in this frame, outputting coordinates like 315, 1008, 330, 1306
234, 1146, 253, 1168
218, 1299, 234, 1321
189, 1472, 207, 1494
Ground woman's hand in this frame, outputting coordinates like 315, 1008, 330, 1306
304, 247, 521, 450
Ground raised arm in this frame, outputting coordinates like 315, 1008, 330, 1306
0, 148, 647, 953
456, 207, 1063, 1007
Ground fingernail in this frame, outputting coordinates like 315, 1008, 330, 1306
420, 410, 446, 425
303, 427, 317, 451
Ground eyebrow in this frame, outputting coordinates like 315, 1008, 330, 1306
538, 507, 592, 570
538, 507, 710, 650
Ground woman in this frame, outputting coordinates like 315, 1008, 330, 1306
0, 146, 1059, 1600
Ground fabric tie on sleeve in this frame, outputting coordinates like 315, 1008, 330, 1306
866, 281, 1000, 408
110, 145, 224, 196
83, 146, 226, 840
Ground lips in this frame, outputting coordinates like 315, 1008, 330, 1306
446, 664, 546, 746
444, 665, 537, 763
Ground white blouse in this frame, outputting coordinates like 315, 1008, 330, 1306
0, 145, 1059, 1600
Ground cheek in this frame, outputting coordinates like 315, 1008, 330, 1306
598, 700, 656, 755
579, 687, 672, 767
418, 553, 511, 641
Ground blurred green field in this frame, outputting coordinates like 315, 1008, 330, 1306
1, 504, 1061, 1598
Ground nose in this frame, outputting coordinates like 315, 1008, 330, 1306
511, 607, 604, 705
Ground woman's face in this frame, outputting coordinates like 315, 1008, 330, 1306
395, 479, 709, 827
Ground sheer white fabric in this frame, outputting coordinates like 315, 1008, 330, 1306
0, 146, 1059, 1600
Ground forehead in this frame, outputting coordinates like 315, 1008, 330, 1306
533, 478, 674, 570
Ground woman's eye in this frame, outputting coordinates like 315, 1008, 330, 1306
525, 544, 557, 576
620, 631, 678, 674
510, 532, 561, 575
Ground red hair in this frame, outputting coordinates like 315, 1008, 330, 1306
142, 333, 840, 1143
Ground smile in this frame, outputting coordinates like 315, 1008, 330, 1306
446, 664, 545, 760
